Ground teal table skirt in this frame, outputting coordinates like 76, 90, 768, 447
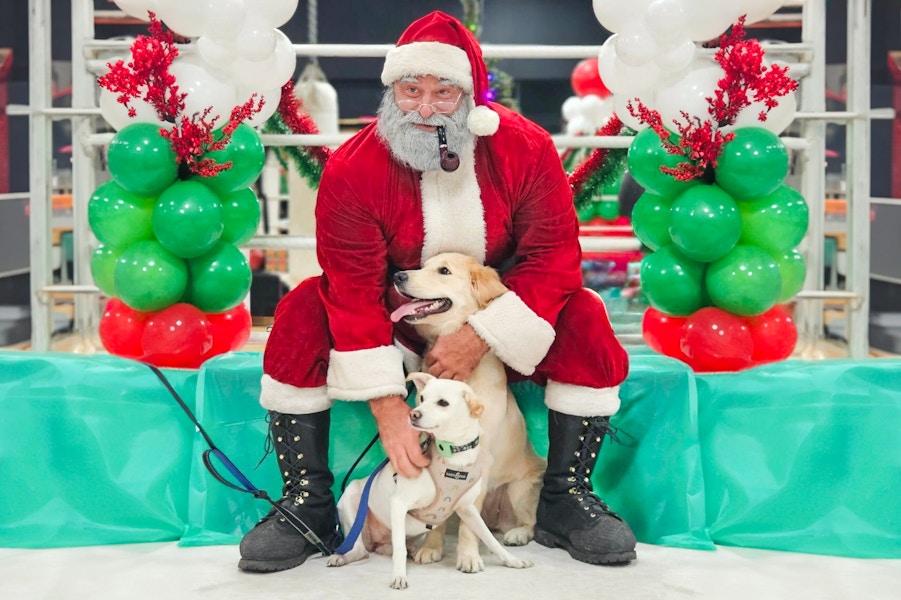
1, 350, 899, 559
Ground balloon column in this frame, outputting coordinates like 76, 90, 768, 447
89, 6, 297, 368
593, 7, 806, 372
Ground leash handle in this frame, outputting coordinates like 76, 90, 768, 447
334, 457, 389, 555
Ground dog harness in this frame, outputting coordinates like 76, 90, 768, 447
407, 437, 489, 528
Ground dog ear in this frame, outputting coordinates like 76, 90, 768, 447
464, 390, 484, 419
405, 372, 434, 393
470, 262, 508, 309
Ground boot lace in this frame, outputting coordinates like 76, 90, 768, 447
567, 416, 617, 519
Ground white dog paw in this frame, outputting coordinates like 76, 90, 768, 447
390, 576, 409, 590
456, 554, 485, 573
413, 545, 444, 565
504, 557, 534, 569
326, 554, 347, 567
503, 527, 533, 546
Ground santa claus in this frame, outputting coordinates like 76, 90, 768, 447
238, 10, 636, 573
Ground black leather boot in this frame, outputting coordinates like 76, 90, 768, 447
534, 410, 637, 565
238, 410, 341, 572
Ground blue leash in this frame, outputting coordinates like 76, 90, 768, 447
334, 457, 389, 554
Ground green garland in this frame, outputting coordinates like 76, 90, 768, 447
262, 112, 325, 189
571, 147, 627, 210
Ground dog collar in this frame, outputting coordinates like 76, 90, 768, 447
434, 436, 479, 459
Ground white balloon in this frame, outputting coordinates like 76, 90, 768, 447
169, 55, 239, 123
656, 64, 723, 128
155, 0, 211, 38
562, 95, 583, 121
598, 36, 663, 97
235, 16, 277, 62
726, 90, 797, 135
197, 36, 238, 71
742, 0, 784, 26
98, 86, 166, 130
232, 29, 297, 90
239, 85, 282, 128
613, 93, 652, 131
203, 0, 247, 42
244, 0, 298, 28
616, 22, 658, 67
581, 94, 612, 125
654, 38, 697, 73
565, 114, 591, 136
113, 0, 159, 21
682, 0, 743, 43
644, 0, 687, 47
592, 0, 652, 33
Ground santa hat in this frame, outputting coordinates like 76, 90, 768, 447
381, 11, 500, 136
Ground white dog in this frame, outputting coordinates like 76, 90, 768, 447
390, 253, 546, 571
327, 373, 533, 589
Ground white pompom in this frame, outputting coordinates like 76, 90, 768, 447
467, 105, 500, 136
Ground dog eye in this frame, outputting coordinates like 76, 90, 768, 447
439, 267, 451, 275
437, 399, 449, 407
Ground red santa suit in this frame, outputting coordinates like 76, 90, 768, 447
260, 12, 628, 419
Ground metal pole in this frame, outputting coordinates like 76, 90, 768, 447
795, 0, 828, 358
845, 0, 872, 357
71, 0, 101, 353
28, 0, 53, 351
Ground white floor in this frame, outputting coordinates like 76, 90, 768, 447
2, 537, 899, 600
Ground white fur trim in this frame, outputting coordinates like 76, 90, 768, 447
420, 138, 486, 264
543, 380, 621, 417
466, 290, 556, 376
381, 42, 472, 91
326, 345, 408, 401
259, 375, 333, 414
467, 105, 499, 136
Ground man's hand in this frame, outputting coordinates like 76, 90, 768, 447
369, 394, 430, 478
424, 323, 489, 381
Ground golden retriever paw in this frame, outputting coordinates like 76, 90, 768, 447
456, 553, 485, 573
503, 557, 534, 569
502, 527, 533, 546
413, 545, 444, 564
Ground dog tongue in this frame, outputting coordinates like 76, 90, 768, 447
390, 301, 434, 323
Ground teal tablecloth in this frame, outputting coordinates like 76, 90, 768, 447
1, 349, 899, 558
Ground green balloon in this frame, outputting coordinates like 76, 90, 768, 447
596, 199, 620, 221
576, 201, 597, 222
640, 245, 707, 316
714, 127, 788, 200
669, 184, 741, 263
114, 240, 188, 312
774, 248, 806, 302
87, 180, 155, 249
107, 122, 179, 196
186, 242, 252, 313
706, 244, 782, 316
153, 180, 224, 258
627, 128, 699, 197
631, 191, 673, 251
220, 187, 262, 245
739, 185, 809, 255
196, 124, 265, 194
90, 243, 121, 296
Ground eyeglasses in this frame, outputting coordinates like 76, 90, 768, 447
395, 93, 462, 115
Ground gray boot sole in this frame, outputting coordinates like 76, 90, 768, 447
237, 547, 319, 573
534, 526, 637, 566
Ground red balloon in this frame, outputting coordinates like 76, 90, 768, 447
99, 298, 149, 359
141, 303, 213, 369
642, 307, 688, 360
571, 58, 611, 98
205, 303, 253, 359
680, 307, 753, 372
746, 305, 797, 364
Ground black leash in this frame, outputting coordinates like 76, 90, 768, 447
146, 363, 335, 556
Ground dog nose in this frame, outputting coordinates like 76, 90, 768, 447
409, 409, 421, 421
394, 271, 408, 284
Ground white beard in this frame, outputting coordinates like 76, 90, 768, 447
375, 90, 474, 172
